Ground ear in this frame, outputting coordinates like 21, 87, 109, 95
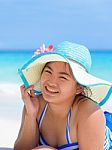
76, 85, 84, 95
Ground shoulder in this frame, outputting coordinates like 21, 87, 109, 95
77, 98, 105, 123
74, 97, 106, 149
72, 96, 106, 126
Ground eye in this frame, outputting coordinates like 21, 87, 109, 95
44, 69, 52, 74
59, 76, 67, 80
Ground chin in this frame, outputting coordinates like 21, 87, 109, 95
42, 93, 57, 101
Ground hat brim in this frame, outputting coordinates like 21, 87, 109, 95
18, 52, 112, 106
67, 59, 112, 106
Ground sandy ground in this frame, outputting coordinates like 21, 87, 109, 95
0, 83, 22, 148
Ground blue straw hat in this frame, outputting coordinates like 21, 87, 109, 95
18, 41, 112, 106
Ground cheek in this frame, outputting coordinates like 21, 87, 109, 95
60, 82, 77, 93
59, 84, 76, 100
40, 73, 46, 86
40, 73, 51, 86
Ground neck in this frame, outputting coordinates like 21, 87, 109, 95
47, 100, 73, 119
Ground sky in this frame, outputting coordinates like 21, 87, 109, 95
0, 0, 112, 50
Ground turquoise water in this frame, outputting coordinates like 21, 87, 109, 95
90, 51, 112, 82
0, 50, 112, 83
0, 50, 33, 83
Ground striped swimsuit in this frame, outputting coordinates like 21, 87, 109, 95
38, 103, 112, 150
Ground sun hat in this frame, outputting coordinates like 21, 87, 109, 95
18, 41, 112, 106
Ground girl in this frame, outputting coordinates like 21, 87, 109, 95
14, 41, 112, 150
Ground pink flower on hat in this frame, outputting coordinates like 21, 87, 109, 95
33, 44, 54, 57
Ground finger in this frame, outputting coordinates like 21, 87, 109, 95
21, 84, 25, 88
20, 84, 25, 90
30, 90, 36, 98
20, 85, 29, 99
25, 85, 34, 93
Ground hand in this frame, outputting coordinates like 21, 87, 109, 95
20, 85, 40, 117
32, 145, 57, 150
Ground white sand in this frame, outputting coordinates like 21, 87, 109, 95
0, 119, 21, 148
0, 148, 13, 150
0, 83, 112, 148
0, 83, 23, 148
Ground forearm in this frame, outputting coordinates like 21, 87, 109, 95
32, 145, 57, 150
14, 114, 39, 150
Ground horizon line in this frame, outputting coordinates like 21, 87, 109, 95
0, 48, 112, 52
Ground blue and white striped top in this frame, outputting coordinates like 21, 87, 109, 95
38, 103, 112, 150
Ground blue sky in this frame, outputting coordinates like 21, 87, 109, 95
0, 0, 112, 50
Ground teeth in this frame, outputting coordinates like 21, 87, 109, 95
46, 86, 58, 93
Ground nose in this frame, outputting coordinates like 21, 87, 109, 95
48, 76, 58, 87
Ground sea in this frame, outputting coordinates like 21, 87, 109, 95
0, 50, 112, 147
0, 50, 112, 83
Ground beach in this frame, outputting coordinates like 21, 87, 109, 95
0, 83, 22, 149
0, 50, 112, 149
0, 51, 31, 149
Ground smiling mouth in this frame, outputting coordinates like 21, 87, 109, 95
45, 86, 59, 94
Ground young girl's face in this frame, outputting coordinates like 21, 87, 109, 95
40, 61, 81, 103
